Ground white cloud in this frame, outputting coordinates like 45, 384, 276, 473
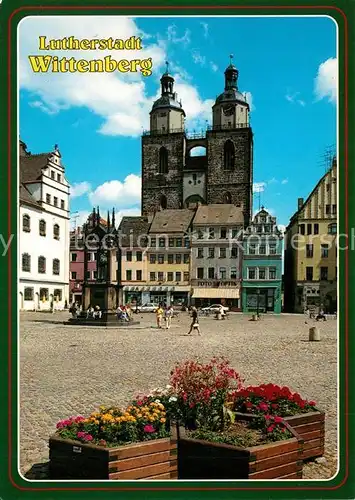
71, 181, 91, 198
285, 91, 306, 106
70, 210, 90, 229
314, 57, 337, 103
281, 179, 288, 185
191, 49, 206, 67
88, 174, 141, 208
253, 182, 266, 193
244, 91, 255, 111
268, 177, 278, 184
19, 17, 213, 137
277, 224, 286, 234
200, 22, 209, 38
210, 62, 218, 72
166, 25, 191, 46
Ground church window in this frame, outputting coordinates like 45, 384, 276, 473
38, 256, 46, 274
22, 253, 31, 272
159, 147, 168, 174
223, 191, 232, 204
224, 140, 235, 170
22, 214, 30, 232
53, 258, 60, 275
39, 219, 46, 236
160, 195, 167, 209
53, 224, 60, 240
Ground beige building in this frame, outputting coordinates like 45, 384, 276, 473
190, 204, 244, 310
284, 158, 337, 313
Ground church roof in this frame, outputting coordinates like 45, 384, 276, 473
118, 216, 150, 247
19, 183, 41, 208
214, 88, 247, 105
149, 209, 195, 234
194, 204, 244, 225
151, 95, 185, 113
20, 152, 50, 183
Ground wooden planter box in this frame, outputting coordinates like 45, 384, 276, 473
177, 419, 304, 480
49, 434, 177, 480
284, 410, 325, 461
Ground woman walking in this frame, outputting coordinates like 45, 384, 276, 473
156, 303, 164, 329
187, 306, 201, 336
165, 305, 174, 329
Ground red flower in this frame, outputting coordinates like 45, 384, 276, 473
274, 416, 283, 424
144, 425, 155, 433
309, 401, 316, 406
258, 402, 268, 412
189, 402, 195, 408
267, 424, 275, 433
245, 401, 253, 409
271, 404, 278, 410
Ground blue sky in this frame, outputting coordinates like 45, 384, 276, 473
19, 16, 337, 229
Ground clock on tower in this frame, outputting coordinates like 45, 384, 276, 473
222, 104, 235, 116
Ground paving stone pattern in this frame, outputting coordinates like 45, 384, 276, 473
19, 311, 338, 480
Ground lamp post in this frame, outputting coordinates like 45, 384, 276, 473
256, 288, 260, 318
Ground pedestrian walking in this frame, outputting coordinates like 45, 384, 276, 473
187, 306, 201, 336
156, 303, 164, 328
165, 305, 174, 329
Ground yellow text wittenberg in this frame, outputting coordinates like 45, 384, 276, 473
38, 36, 142, 51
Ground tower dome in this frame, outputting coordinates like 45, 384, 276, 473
215, 55, 248, 106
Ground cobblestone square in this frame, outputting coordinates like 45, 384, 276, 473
20, 311, 338, 480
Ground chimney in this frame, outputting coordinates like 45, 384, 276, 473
298, 198, 304, 210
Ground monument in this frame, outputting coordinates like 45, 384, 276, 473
69, 207, 139, 327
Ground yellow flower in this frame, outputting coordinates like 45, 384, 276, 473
160, 418, 166, 423
94, 419, 100, 425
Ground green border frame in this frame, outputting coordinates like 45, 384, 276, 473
0, 1, 353, 498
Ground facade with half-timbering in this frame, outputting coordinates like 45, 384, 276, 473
141, 60, 253, 227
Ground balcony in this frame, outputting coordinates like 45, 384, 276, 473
207, 123, 250, 131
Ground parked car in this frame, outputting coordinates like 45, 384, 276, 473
201, 304, 229, 314
137, 303, 158, 313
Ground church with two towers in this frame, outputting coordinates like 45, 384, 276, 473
141, 58, 254, 227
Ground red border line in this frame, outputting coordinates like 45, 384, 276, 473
9, 4, 348, 492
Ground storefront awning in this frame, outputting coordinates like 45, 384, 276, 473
192, 288, 240, 299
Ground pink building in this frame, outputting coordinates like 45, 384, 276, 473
69, 214, 108, 304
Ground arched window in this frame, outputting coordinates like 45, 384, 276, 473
223, 191, 232, 204
22, 253, 31, 272
328, 223, 337, 235
39, 219, 46, 236
224, 140, 235, 170
53, 224, 60, 240
38, 256, 46, 274
160, 195, 167, 210
53, 258, 60, 275
159, 147, 168, 174
22, 214, 31, 233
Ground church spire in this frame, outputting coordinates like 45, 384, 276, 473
160, 62, 174, 96
224, 54, 238, 91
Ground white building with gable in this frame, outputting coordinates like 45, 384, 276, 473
19, 140, 70, 310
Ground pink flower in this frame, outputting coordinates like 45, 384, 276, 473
271, 404, 279, 410
258, 402, 268, 412
264, 414, 272, 421
77, 431, 86, 438
144, 425, 155, 433
137, 400, 143, 406
309, 401, 316, 406
189, 402, 195, 408
274, 416, 283, 424
56, 422, 64, 429
83, 434, 93, 441
267, 424, 275, 433
75, 416, 85, 423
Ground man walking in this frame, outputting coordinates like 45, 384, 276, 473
187, 306, 201, 336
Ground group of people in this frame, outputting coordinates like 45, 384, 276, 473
155, 304, 174, 329
86, 305, 102, 319
116, 304, 133, 322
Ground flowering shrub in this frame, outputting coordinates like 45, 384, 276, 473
167, 357, 243, 430
229, 383, 317, 417
55, 402, 169, 446
249, 414, 293, 442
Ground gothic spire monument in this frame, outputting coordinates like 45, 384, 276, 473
141, 57, 253, 226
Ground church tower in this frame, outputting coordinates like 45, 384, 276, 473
141, 63, 186, 215
206, 56, 253, 225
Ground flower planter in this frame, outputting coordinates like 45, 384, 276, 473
177, 420, 304, 480
49, 434, 178, 480
284, 410, 325, 461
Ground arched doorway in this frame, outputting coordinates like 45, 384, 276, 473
184, 194, 205, 208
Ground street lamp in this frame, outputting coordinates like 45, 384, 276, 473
256, 288, 260, 318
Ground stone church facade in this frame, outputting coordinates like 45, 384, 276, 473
141, 60, 253, 227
